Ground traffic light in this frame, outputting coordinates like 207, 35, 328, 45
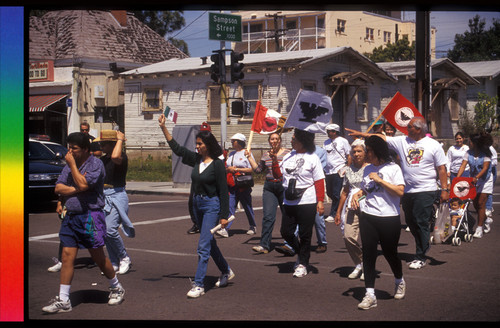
210, 51, 225, 84
230, 51, 244, 83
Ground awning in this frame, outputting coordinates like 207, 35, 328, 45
29, 94, 68, 112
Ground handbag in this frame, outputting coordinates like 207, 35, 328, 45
234, 173, 254, 188
285, 178, 307, 201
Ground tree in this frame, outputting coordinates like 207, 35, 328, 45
131, 10, 189, 56
460, 92, 499, 134
447, 15, 500, 62
364, 36, 415, 62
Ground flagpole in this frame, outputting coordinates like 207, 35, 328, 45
247, 130, 254, 152
366, 110, 385, 133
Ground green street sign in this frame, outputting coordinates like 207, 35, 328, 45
209, 12, 242, 42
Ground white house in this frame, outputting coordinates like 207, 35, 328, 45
121, 47, 397, 159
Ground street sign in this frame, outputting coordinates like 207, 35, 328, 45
66, 98, 72, 107
209, 12, 242, 42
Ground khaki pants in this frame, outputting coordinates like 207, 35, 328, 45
343, 209, 363, 266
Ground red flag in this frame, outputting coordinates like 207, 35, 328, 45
251, 101, 285, 134
382, 92, 424, 135
450, 177, 476, 200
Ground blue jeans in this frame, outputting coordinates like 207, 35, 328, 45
486, 166, 497, 210
325, 173, 344, 217
314, 212, 327, 246
103, 188, 131, 266
227, 186, 256, 230
260, 181, 284, 250
402, 191, 439, 261
192, 194, 230, 288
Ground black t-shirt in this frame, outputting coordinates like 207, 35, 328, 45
87, 134, 102, 152
101, 152, 128, 188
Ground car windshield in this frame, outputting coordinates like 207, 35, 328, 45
29, 141, 57, 160
44, 143, 68, 156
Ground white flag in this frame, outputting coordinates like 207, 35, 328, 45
283, 89, 333, 133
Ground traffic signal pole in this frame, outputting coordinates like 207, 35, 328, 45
219, 40, 228, 151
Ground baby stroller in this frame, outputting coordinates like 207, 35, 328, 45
431, 177, 476, 246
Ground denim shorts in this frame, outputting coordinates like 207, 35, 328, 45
59, 210, 106, 249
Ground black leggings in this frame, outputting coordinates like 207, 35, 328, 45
359, 212, 403, 289
281, 203, 317, 266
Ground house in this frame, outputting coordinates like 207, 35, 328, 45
455, 60, 500, 127
121, 47, 397, 160
29, 10, 187, 144
232, 10, 436, 58
377, 58, 479, 139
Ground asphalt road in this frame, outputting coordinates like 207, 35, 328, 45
27, 185, 500, 323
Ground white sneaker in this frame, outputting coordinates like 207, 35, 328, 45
324, 216, 334, 223
348, 266, 362, 279
215, 268, 235, 287
293, 264, 307, 278
216, 228, 229, 238
394, 279, 406, 300
408, 260, 426, 270
405, 226, 411, 232
187, 285, 205, 298
360, 273, 365, 281
246, 227, 257, 235
108, 285, 125, 305
42, 296, 72, 313
118, 256, 131, 275
48, 260, 62, 273
358, 293, 377, 310
484, 222, 491, 234
473, 227, 484, 239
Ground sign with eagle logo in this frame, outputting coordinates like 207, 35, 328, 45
382, 92, 424, 135
450, 177, 476, 200
283, 89, 334, 133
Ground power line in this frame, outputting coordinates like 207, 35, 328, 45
171, 11, 207, 39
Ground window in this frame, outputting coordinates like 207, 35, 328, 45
356, 88, 368, 122
337, 19, 346, 33
449, 90, 460, 121
242, 84, 261, 118
317, 18, 325, 28
244, 23, 263, 33
365, 28, 374, 41
384, 31, 391, 43
142, 88, 162, 111
286, 20, 296, 30
302, 81, 316, 92
208, 86, 221, 121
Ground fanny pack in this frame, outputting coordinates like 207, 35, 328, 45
285, 178, 307, 201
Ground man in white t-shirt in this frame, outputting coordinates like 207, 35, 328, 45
323, 124, 351, 222
346, 117, 449, 270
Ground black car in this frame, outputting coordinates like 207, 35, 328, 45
28, 140, 66, 202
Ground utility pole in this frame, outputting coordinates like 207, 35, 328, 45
265, 12, 286, 52
415, 11, 431, 125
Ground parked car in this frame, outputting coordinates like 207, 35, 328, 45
38, 140, 68, 158
28, 140, 66, 202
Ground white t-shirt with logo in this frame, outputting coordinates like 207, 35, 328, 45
386, 136, 447, 193
280, 150, 325, 205
323, 136, 351, 174
360, 162, 405, 217
227, 150, 254, 169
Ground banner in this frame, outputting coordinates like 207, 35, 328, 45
251, 101, 286, 134
382, 91, 423, 135
283, 89, 333, 133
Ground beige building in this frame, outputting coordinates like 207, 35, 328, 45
232, 10, 436, 59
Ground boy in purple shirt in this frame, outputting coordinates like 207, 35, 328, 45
42, 132, 125, 313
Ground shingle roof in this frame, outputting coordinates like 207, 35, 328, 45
455, 61, 500, 79
29, 10, 188, 65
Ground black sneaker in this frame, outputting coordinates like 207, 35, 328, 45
187, 224, 200, 234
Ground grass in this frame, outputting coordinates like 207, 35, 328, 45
127, 155, 268, 183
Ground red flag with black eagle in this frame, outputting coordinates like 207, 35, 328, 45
382, 92, 424, 135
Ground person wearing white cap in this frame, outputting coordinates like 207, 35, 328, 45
216, 133, 257, 237
323, 123, 351, 223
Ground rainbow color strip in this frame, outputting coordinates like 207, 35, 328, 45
0, 7, 24, 322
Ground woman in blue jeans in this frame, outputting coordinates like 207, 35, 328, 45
159, 114, 233, 298
245, 132, 290, 253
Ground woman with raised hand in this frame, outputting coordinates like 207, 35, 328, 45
159, 114, 233, 298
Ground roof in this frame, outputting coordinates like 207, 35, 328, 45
122, 47, 396, 82
455, 61, 500, 79
29, 10, 188, 66
377, 58, 479, 85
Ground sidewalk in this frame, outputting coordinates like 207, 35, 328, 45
126, 181, 264, 197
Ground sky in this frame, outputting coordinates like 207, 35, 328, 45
172, 10, 500, 59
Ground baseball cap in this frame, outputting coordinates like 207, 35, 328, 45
230, 133, 246, 142
325, 124, 340, 132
